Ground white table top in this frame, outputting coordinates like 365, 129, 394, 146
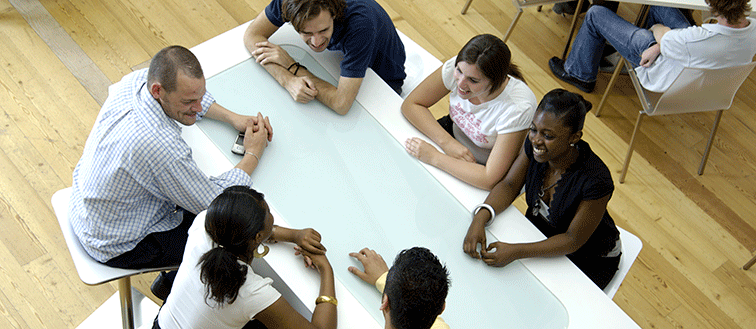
184, 21, 640, 329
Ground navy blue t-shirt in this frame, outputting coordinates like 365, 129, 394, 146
265, 0, 406, 91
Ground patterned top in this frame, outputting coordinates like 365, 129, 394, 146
68, 68, 253, 262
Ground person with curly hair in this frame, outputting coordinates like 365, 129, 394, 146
244, 0, 406, 114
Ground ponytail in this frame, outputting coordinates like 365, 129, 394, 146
198, 185, 267, 305
199, 246, 248, 304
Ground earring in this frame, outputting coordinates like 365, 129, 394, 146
253, 244, 269, 258
570, 143, 576, 147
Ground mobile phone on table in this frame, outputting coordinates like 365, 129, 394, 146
231, 132, 245, 155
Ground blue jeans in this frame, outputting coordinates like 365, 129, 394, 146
564, 6, 691, 82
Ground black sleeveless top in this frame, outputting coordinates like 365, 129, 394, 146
523, 138, 619, 259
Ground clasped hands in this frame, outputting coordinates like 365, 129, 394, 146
290, 228, 329, 272
237, 112, 272, 158
252, 41, 318, 103
463, 219, 520, 267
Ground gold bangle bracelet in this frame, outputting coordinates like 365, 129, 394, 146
315, 295, 338, 306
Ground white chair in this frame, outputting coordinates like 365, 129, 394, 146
604, 226, 642, 298
397, 30, 442, 99
461, 0, 585, 58
52, 187, 177, 329
595, 60, 756, 183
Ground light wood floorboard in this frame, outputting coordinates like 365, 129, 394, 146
1, 0, 755, 327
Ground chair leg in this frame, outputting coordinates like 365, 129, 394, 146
595, 59, 626, 117
118, 277, 135, 329
461, 0, 474, 14
561, 0, 586, 60
503, 10, 524, 43
620, 112, 645, 183
744, 253, 756, 270
698, 110, 723, 175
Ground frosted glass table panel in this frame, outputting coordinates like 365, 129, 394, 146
197, 45, 568, 328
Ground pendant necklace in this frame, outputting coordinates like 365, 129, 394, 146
532, 170, 561, 216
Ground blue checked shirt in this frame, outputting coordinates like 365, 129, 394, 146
69, 68, 253, 262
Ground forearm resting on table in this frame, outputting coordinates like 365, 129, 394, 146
299, 68, 360, 115
431, 155, 500, 190
511, 234, 585, 259
243, 15, 297, 91
401, 67, 451, 145
234, 152, 260, 175
402, 103, 456, 147
204, 103, 238, 126
311, 265, 337, 329
270, 226, 298, 243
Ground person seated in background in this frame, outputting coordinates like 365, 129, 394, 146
155, 186, 335, 329
549, 0, 756, 93
348, 247, 451, 329
244, 0, 406, 114
69, 45, 273, 272
401, 34, 537, 190
463, 89, 621, 289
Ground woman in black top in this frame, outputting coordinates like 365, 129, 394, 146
462, 89, 620, 288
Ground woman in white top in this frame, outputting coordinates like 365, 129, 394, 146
155, 186, 336, 329
402, 34, 537, 190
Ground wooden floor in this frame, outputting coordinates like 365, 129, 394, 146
1, 0, 755, 327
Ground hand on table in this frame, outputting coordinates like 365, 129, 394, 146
285, 76, 318, 103
253, 41, 296, 68
463, 220, 487, 259
347, 248, 390, 285
480, 242, 520, 267
294, 228, 326, 255
295, 246, 331, 274
405, 137, 443, 165
234, 112, 273, 142
243, 113, 270, 158
439, 138, 475, 163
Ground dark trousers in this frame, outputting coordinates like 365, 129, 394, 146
105, 209, 197, 269
569, 252, 621, 290
437, 115, 455, 137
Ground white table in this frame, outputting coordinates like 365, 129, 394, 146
184, 22, 641, 329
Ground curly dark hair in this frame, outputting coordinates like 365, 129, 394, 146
384, 247, 450, 329
281, 0, 346, 32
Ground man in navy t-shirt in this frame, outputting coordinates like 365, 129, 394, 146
244, 0, 406, 115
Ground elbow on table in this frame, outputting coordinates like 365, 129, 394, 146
478, 177, 500, 191
331, 99, 353, 115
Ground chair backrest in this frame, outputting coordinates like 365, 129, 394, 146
603, 226, 643, 298
649, 62, 756, 116
398, 30, 442, 99
51, 188, 176, 285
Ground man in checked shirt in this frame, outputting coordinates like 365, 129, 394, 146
68, 46, 273, 276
